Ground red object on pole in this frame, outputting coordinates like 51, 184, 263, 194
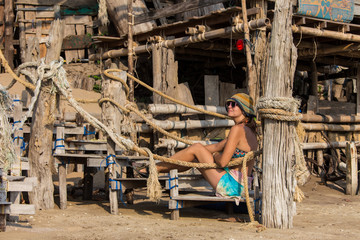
236, 39, 244, 51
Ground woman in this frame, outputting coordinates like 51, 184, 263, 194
153, 93, 258, 197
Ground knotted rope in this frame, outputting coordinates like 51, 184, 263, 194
257, 97, 309, 202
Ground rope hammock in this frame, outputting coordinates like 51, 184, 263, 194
2, 54, 259, 222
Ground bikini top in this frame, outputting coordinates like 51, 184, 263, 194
232, 148, 247, 158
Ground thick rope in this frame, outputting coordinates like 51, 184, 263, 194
257, 97, 308, 202
0, 49, 35, 91
143, 148, 162, 202
103, 69, 229, 119
241, 156, 254, 222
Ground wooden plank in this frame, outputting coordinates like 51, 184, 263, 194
346, 142, 358, 195
62, 34, 92, 50
64, 16, 78, 63
135, 0, 228, 24
5, 204, 35, 215
75, 16, 87, 58
204, 75, 219, 121
7, 181, 34, 192
36, 11, 54, 19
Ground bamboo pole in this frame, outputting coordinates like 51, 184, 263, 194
89, 18, 270, 61
292, 25, 360, 43
301, 114, 360, 123
148, 103, 227, 115
135, 119, 235, 133
302, 141, 360, 150
302, 123, 360, 131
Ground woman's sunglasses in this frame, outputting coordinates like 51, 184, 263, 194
226, 101, 238, 108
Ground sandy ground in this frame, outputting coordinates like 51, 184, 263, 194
1, 175, 359, 240
1, 69, 360, 239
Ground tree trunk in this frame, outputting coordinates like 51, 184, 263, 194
262, 0, 298, 228
28, 18, 64, 210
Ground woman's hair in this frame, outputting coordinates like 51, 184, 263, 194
245, 116, 257, 134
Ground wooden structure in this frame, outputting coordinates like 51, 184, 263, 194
1, 0, 360, 230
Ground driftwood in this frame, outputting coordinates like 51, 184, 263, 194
262, 0, 297, 229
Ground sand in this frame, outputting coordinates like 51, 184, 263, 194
1, 176, 359, 240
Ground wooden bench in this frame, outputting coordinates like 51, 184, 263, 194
166, 169, 261, 220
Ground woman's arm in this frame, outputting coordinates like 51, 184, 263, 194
204, 138, 227, 153
215, 125, 244, 167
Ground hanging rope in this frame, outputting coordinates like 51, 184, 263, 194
103, 69, 229, 119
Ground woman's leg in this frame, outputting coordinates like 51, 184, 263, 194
158, 143, 225, 189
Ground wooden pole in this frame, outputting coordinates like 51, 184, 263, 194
28, 9, 64, 210
55, 127, 67, 209
9, 95, 22, 221
241, 0, 256, 101
0, 169, 7, 231
18, 4, 26, 63
262, 0, 297, 228
101, 61, 127, 214
128, 0, 134, 102
152, 43, 162, 104
4, 0, 14, 69
345, 142, 358, 195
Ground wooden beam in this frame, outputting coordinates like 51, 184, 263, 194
135, 0, 229, 24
